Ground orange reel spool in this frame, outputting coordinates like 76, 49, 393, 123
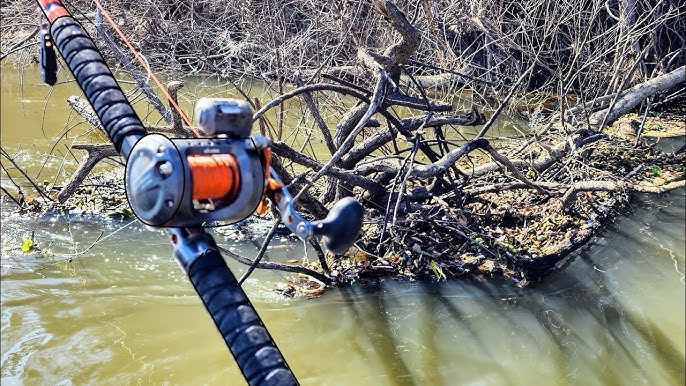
187, 154, 241, 201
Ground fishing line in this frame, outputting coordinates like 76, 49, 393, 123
60, 0, 200, 137
36, 219, 139, 270
187, 154, 241, 201
91, 0, 198, 136
659, 243, 685, 285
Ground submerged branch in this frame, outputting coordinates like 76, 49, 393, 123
219, 246, 332, 284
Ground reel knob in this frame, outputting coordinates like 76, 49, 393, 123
311, 197, 364, 254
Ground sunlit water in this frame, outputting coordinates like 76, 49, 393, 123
2, 65, 685, 385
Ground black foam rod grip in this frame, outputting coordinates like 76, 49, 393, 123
186, 248, 298, 385
49, 16, 146, 157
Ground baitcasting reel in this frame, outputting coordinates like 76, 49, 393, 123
125, 98, 363, 254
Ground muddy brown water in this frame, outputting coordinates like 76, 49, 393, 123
1, 65, 685, 385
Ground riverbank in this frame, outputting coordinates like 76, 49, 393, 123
5, 122, 683, 290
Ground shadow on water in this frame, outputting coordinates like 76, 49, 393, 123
325, 190, 684, 385
338, 281, 420, 386
331, 256, 683, 385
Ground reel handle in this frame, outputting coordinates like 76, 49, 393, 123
311, 197, 364, 254
266, 170, 363, 255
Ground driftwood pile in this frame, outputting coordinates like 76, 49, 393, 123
251, 1, 686, 287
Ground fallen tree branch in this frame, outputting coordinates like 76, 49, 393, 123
483, 144, 549, 195
561, 180, 621, 211
628, 179, 685, 193
589, 65, 686, 129
238, 220, 280, 285
57, 144, 118, 203
410, 138, 490, 178
293, 73, 336, 154
465, 181, 566, 195
473, 134, 582, 178
354, 138, 488, 177
253, 83, 370, 121
562, 178, 685, 211
383, 93, 453, 111
271, 141, 384, 194
68, 96, 104, 133
342, 110, 485, 168
218, 246, 332, 284
335, 103, 369, 148
293, 70, 390, 202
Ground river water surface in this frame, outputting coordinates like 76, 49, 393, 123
1, 65, 685, 385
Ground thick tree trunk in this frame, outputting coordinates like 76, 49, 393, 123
590, 65, 685, 129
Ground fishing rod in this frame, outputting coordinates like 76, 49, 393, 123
36, 1, 364, 385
